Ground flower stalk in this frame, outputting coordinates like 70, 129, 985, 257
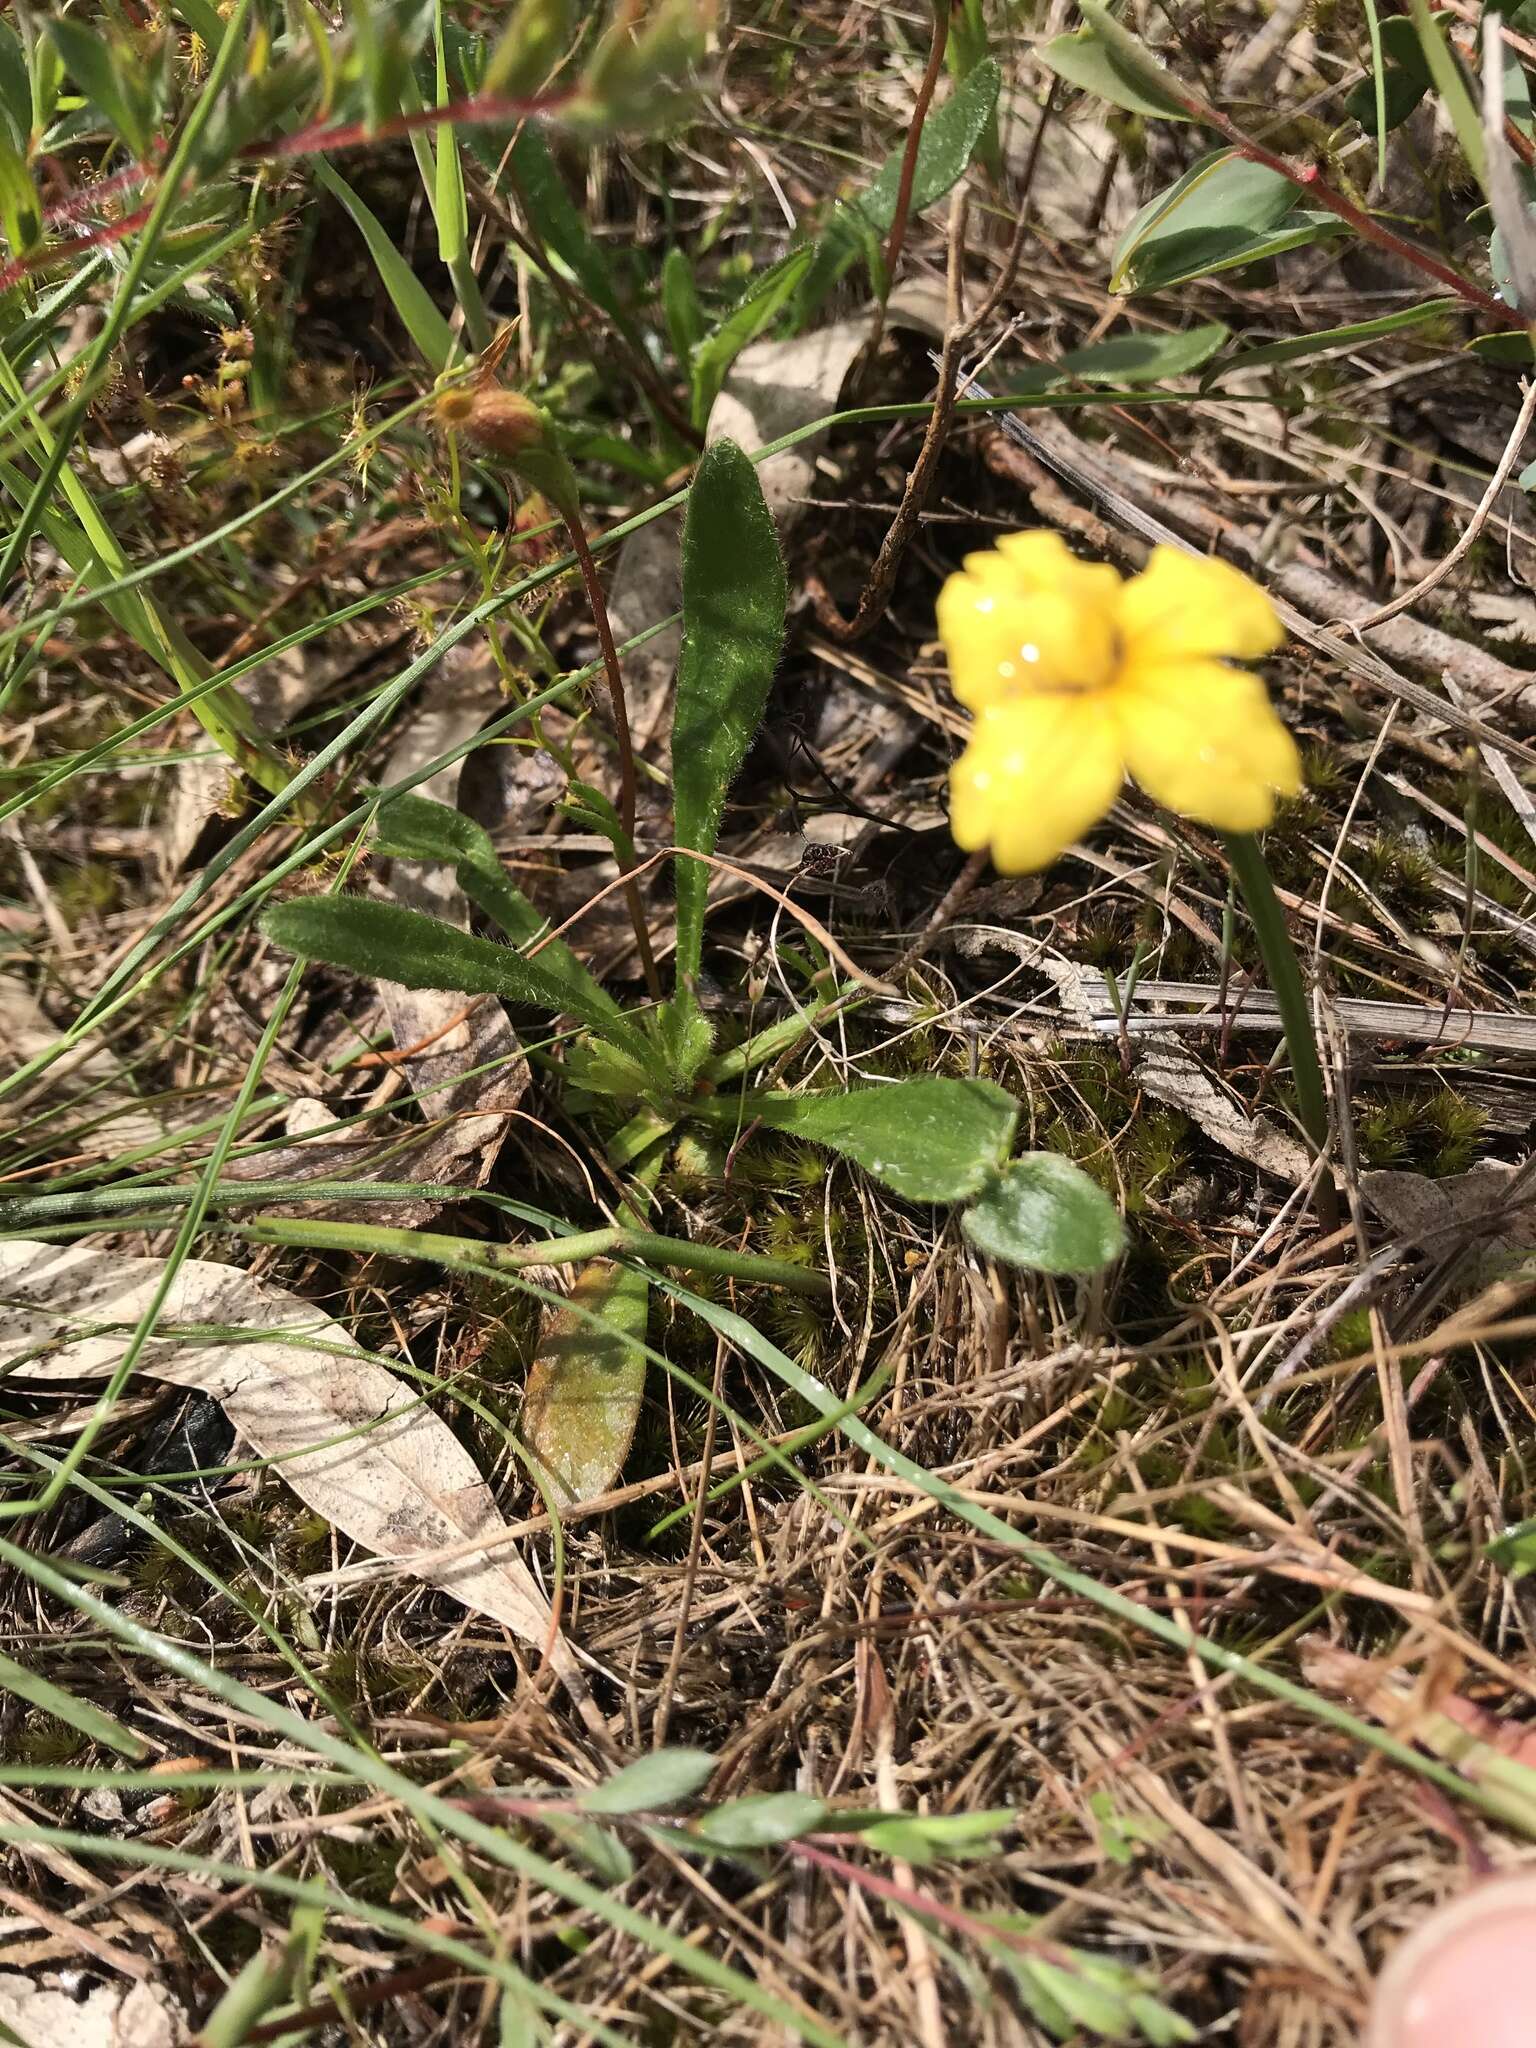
1224, 832, 1339, 1227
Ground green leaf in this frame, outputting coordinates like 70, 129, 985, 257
502, 125, 639, 342
1406, 0, 1486, 187
670, 437, 787, 986
482, 0, 573, 96
522, 1257, 649, 1507
259, 895, 645, 1052
0, 1648, 148, 1759
581, 1747, 718, 1814
1125, 212, 1345, 293
1039, 21, 1191, 120
48, 16, 155, 154
960, 1154, 1125, 1275
1112, 151, 1300, 292
374, 792, 598, 997
313, 159, 456, 373
1344, 12, 1437, 130
538, 1811, 635, 1885
718, 1078, 1019, 1204
690, 247, 813, 429
0, 130, 41, 255
1203, 297, 1457, 377
799, 59, 1001, 316
860, 1809, 1015, 1865
1058, 320, 1227, 384
692, 1792, 827, 1850
663, 243, 705, 367
0, 23, 32, 149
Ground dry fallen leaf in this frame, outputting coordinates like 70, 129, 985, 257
0, 1241, 576, 1683
0, 1974, 187, 2048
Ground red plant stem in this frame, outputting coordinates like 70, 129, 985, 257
246, 85, 575, 164
561, 506, 663, 1002
882, 0, 951, 284
0, 202, 152, 296
789, 1839, 1072, 1967
1163, 74, 1520, 326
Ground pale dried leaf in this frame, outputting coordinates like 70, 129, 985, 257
0, 1242, 566, 1667
0, 1974, 187, 2048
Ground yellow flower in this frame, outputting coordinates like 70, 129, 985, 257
937, 533, 1300, 873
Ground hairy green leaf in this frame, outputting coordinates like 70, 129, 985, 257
690, 247, 813, 429
671, 437, 787, 987
1059, 320, 1228, 384
718, 1079, 1019, 1204
581, 1747, 717, 1814
799, 58, 1001, 316
961, 1154, 1125, 1275
374, 792, 597, 996
260, 895, 644, 1052
692, 1792, 827, 1850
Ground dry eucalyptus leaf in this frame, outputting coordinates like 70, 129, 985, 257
0, 1242, 570, 1676
0, 1974, 187, 2048
1363, 1162, 1536, 1295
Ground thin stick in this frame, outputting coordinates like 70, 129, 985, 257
560, 507, 663, 1001
881, 1, 951, 284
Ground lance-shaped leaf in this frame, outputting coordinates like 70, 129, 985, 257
708, 1078, 1019, 1203
670, 438, 787, 988
690, 248, 813, 429
522, 1256, 649, 1507
375, 791, 597, 993
261, 894, 651, 1062
798, 59, 1001, 317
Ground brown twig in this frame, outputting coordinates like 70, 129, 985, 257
881, 1, 951, 285
810, 193, 976, 642
560, 506, 663, 1001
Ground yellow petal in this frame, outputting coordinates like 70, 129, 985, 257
1118, 545, 1284, 666
936, 571, 1118, 712
950, 696, 1125, 872
1113, 658, 1302, 833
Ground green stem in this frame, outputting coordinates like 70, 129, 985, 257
1224, 832, 1338, 1222
231, 1214, 831, 1299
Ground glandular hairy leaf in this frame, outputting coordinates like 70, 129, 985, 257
670, 437, 787, 986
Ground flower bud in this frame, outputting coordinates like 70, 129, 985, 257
435, 384, 549, 461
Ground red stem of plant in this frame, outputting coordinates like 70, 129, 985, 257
1168, 78, 1520, 326
561, 507, 663, 1002
882, 0, 951, 284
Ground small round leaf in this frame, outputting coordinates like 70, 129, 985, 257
961, 1154, 1125, 1275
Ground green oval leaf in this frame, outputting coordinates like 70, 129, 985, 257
692, 1792, 827, 1850
690, 247, 813, 429
716, 1078, 1019, 1204
1112, 151, 1300, 293
960, 1154, 1125, 1275
1058, 320, 1228, 384
1039, 22, 1190, 120
581, 1747, 718, 1815
671, 437, 787, 986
